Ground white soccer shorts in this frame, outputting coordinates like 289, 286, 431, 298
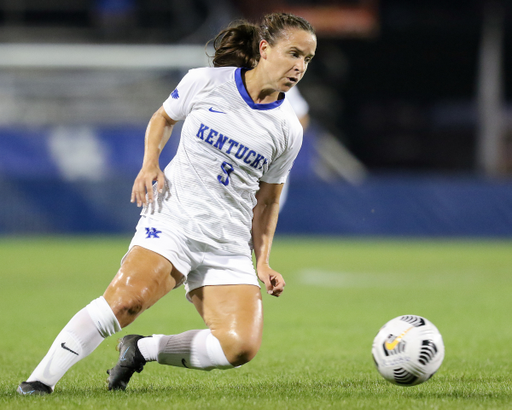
124, 215, 260, 299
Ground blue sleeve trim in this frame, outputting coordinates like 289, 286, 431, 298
235, 68, 285, 111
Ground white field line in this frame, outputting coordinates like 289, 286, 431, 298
298, 269, 479, 288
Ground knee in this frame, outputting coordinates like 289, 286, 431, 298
105, 293, 146, 328
217, 332, 261, 367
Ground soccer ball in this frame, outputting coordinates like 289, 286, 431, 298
372, 315, 444, 386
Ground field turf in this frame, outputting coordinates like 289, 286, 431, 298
1, 236, 511, 409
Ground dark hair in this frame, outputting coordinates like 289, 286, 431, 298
210, 13, 315, 69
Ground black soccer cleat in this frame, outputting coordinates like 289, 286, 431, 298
107, 334, 147, 391
17, 381, 53, 396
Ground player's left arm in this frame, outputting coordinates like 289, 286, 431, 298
252, 182, 285, 297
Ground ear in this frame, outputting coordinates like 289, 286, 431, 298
259, 40, 271, 60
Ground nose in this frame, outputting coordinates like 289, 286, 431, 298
295, 57, 307, 73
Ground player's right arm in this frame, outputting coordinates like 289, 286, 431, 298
131, 106, 177, 207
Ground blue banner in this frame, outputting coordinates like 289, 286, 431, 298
1, 126, 511, 236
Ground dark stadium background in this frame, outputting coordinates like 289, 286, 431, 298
1, 0, 511, 236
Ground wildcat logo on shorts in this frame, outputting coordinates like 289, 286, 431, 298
145, 227, 162, 239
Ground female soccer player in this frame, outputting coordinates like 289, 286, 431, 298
18, 12, 316, 395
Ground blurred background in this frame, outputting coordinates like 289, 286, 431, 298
1, 0, 512, 236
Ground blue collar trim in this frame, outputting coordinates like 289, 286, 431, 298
235, 68, 285, 111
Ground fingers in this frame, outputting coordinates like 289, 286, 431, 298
156, 174, 166, 196
145, 178, 155, 205
130, 178, 146, 207
130, 170, 166, 207
265, 273, 286, 297
258, 266, 286, 297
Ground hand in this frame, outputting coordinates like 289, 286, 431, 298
130, 164, 166, 207
257, 265, 286, 297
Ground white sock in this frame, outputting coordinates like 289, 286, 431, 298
137, 335, 164, 362
27, 296, 121, 389
155, 329, 233, 371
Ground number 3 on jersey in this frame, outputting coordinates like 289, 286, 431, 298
218, 161, 235, 186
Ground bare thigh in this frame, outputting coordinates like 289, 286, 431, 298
189, 285, 263, 366
103, 245, 184, 328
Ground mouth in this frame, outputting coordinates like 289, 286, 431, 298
287, 77, 298, 84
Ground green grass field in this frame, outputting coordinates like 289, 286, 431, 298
1, 236, 511, 409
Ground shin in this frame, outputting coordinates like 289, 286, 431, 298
27, 296, 120, 390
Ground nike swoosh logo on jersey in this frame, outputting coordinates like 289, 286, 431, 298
209, 107, 226, 114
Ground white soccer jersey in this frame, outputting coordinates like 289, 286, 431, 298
146, 66, 303, 254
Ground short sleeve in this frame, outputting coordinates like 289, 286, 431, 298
162, 68, 209, 121
260, 125, 303, 184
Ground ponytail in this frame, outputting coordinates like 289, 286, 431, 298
210, 13, 315, 69
211, 22, 260, 69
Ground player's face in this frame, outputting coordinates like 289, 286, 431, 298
261, 28, 317, 92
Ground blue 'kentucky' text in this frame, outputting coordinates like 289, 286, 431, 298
196, 123, 268, 170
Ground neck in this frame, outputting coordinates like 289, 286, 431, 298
243, 68, 281, 104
